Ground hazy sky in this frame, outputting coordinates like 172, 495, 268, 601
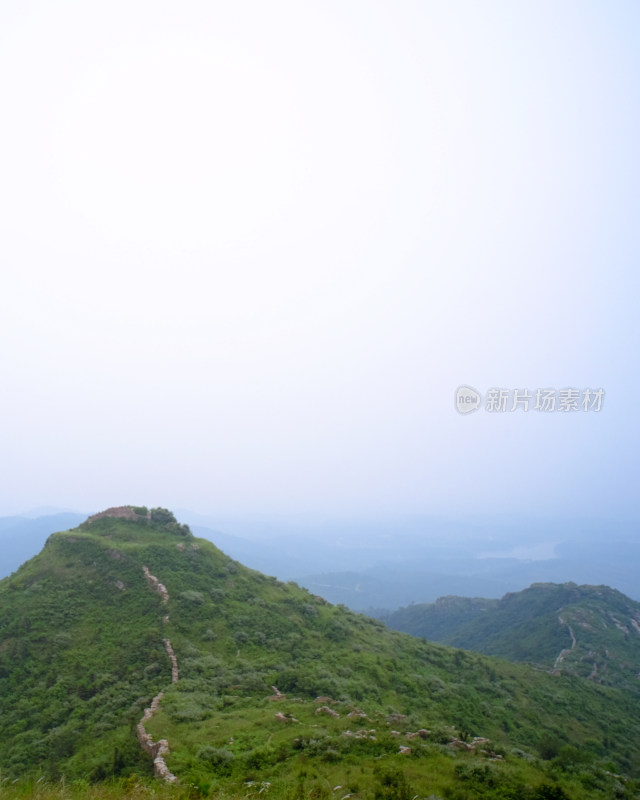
1, 1, 639, 521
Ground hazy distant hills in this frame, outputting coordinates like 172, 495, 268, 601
294, 540, 640, 611
185, 512, 640, 608
0, 512, 86, 577
2, 511, 639, 611
2, 507, 640, 797
381, 582, 640, 693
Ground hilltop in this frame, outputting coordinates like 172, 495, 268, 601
381, 582, 640, 692
1, 508, 640, 799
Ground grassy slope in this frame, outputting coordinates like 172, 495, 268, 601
384, 583, 640, 691
1, 516, 639, 799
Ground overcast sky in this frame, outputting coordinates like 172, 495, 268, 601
1, 1, 639, 523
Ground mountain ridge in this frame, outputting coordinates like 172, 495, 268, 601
380, 582, 640, 692
2, 508, 640, 798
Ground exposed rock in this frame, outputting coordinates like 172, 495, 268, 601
347, 708, 368, 719
115, 580, 126, 591
341, 729, 376, 740
449, 739, 472, 750
316, 705, 340, 718
406, 729, 431, 740
275, 712, 298, 723
312, 595, 328, 605
386, 713, 406, 723
398, 746, 411, 755
315, 696, 336, 704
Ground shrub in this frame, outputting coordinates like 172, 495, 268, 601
373, 767, 414, 800
532, 783, 571, 800
150, 508, 176, 525
196, 746, 234, 775
180, 591, 205, 604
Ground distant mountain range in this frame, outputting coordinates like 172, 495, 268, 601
0, 512, 87, 577
380, 582, 640, 693
3, 511, 639, 611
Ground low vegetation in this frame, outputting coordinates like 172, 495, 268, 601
1, 509, 639, 799
380, 583, 640, 691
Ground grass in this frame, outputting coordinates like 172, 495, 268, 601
1, 512, 640, 798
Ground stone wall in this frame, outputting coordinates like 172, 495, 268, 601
137, 566, 179, 783
87, 506, 149, 524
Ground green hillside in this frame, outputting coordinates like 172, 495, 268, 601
382, 583, 640, 692
1, 509, 640, 800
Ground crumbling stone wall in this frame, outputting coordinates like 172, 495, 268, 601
87, 506, 149, 523
137, 566, 179, 782
143, 566, 169, 603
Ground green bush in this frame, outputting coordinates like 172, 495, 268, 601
196, 746, 234, 775
150, 508, 176, 525
373, 767, 415, 800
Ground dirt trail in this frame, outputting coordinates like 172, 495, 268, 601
137, 566, 179, 783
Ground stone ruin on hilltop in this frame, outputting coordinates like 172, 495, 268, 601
87, 506, 151, 524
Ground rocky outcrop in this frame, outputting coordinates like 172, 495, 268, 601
448, 736, 495, 754
406, 729, 431, 739
342, 729, 376, 740
275, 712, 298, 723
316, 705, 340, 718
